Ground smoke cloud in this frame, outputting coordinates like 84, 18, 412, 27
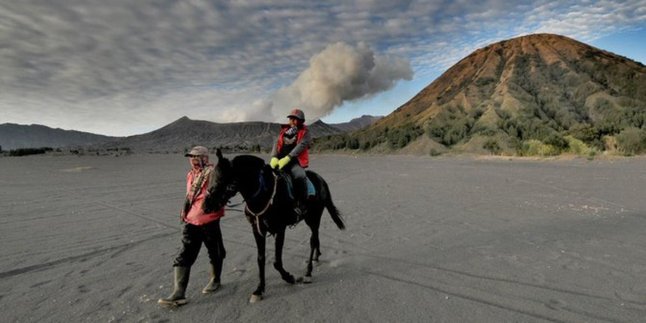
268, 42, 413, 122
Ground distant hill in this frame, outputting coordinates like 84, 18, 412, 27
330, 115, 383, 132
0, 123, 117, 150
315, 33, 646, 155
1, 115, 381, 154
100, 116, 347, 153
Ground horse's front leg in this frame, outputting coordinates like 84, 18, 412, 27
250, 225, 266, 303
273, 228, 296, 284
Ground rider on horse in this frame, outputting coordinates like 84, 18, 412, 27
270, 108, 311, 217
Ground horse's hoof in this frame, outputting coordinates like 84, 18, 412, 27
295, 276, 311, 284
281, 273, 296, 284
249, 294, 263, 303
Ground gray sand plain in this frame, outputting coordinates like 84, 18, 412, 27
1, 153, 645, 322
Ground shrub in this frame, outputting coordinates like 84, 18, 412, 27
483, 139, 501, 155
543, 133, 568, 150
386, 124, 423, 149
9, 148, 50, 156
348, 138, 360, 150
564, 135, 597, 156
475, 77, 495, 86
616, 127, 646, 155
478, 128, 499, 137
313, 134, 352, 151
425, 107, 472, 146
568, 124, 605, 150
519, 140, 560, 156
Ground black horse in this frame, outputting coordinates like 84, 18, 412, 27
207, 150, 345, 303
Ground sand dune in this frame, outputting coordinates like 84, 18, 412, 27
1, 154, 645, 322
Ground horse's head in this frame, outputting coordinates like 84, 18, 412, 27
203, 149, 238, 212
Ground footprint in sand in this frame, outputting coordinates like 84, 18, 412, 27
61, 166, 94, 172
546, 298, 567, 310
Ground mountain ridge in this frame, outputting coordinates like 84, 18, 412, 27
100, 117, 346, 152
0, 123, 117, 151
0, 115, 380, 152
315, 33, 646, 155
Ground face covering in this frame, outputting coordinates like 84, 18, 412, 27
285, 126, 298, 137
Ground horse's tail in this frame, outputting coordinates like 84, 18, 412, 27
318, 174, 345, 230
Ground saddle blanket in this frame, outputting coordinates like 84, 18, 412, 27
306, 177, 315, 197
282, 174, 316, 199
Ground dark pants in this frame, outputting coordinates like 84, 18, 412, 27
173, 220, 226, 267
285, 161, 307, 201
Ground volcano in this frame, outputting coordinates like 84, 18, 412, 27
319, 33, 646, 155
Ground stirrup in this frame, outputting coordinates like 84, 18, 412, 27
294, 202, 307, 216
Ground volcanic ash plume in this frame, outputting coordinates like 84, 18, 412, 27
269, 42, 413, 121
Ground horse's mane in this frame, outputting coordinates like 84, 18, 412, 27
231, 155, 267, 178
231, 155, 266, 174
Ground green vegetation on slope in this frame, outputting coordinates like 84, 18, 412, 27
314, 51, 646, 156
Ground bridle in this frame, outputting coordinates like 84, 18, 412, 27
244, 171, 278, 234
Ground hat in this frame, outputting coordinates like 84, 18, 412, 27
185, 146, 209, 157
287, 108, 305, 121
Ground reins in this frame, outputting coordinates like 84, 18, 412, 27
250, 172, 267, 199
244, 171, 278, 234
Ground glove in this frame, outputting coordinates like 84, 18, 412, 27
270, 157, 279, 169
278, 156, 291, 169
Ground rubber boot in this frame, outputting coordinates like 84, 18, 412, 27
158, 266, 190, 306
202, 260, 222, 294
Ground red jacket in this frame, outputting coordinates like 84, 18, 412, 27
183, 166, 225, 225
276, 124, 310, 168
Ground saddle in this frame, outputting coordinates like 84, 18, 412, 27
276, 171, 316, 201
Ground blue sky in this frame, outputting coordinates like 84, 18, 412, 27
591, 29, 646, 64
1, 0, 645, 136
